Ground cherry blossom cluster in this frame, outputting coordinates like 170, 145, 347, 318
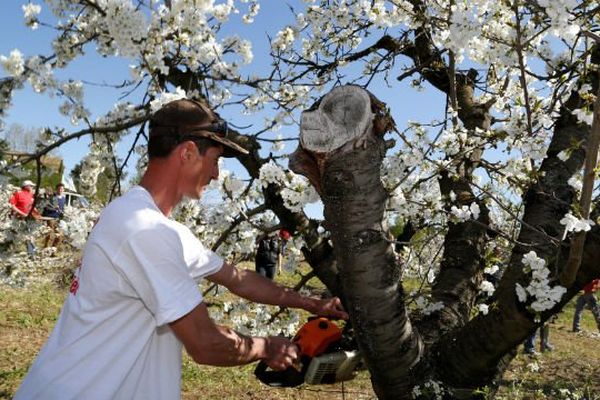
412, 379, 446, 399
515, 251, 567, 313
259, 160, 320, 212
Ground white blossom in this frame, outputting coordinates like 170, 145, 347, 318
560, 212, 594, 234
451, 205, 471, 222
516, 283, 527, 302
478, 304, 489, 315
480, 280, 495, 296
450, 203, 480, 222
0, 49, 25, 77
567, 175, 582, 191
470, 203, 480, 220
259, 160, 286, 186
150, 87, 187, 112
22, 3, 42, 29
484, 265, 499, 275
527, 361, 540, 373
557, 150, 570, 162
516, 251, 566, 312
272, 27, 296, 52
572, 109, 593, 126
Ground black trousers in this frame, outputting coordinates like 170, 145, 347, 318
256, 262, 276, 280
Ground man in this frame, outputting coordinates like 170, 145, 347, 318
9, 180, 39, 256
572, 278, 600, 333
9, 180, 37, 218
14, 99, 347, 399
42, 182, 66, 219
524, 323, 554, 355
42, 183, 67, 249
255, 233, 280, 280
277, 229, 292, 274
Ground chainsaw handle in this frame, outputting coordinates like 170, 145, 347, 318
253, 361, 274, 383
254, 361, 305, 387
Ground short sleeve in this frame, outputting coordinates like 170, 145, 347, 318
118, 227, 203, 327
174, 223, 224, 282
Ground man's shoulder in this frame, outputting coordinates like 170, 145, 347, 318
94, 190, 167, 235
13, 190, 30, 198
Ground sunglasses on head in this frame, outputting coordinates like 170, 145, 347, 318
195, 119, 229, 138
151, 118, 230, 142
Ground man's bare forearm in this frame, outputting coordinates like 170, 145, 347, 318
170, 303, 298, 370
223, 267, 319, 312
207, 262, 348, 319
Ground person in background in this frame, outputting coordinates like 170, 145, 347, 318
277, 229, 292, 274
255, 232, 280, 280
9, 180, 40, 257
42, 183, 66, 219
524, 323, 554, 355
42, 183, 67, 249
572, 278, 600, 333
9, 180, 38, 218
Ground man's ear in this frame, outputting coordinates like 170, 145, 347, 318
179, 141, 195, 163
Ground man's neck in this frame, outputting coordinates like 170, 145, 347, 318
139, 161, 182, 216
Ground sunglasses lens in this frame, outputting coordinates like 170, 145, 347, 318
212, 120, 227, 137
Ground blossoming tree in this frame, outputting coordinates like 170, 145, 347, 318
2, 0, 600, 398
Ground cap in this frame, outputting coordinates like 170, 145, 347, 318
22, 180, 35, 187
150, 99, 249, 157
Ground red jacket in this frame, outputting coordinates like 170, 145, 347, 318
583, 279, 600, 294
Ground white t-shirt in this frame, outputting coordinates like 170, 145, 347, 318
14, 186, 223, 400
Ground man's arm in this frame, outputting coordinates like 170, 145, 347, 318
169, 302, 299, 370
207, 262, 348, 319
277, 251, 283, 275
10, 204, 27, 217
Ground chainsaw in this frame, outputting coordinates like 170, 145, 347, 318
254, 317, 363, 387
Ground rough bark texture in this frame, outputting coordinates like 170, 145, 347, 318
291, 86, 422, 399
429, 47, 600, 391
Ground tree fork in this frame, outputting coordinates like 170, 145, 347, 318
432, 46, 600, 391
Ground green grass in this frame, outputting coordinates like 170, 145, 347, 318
0, 284, 65, 399
495, 299, 600, 400
1, 275, 599, 399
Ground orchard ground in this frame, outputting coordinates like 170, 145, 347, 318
0, 259, 599, 400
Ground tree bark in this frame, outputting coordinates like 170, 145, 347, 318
431, 46, 600, 391
291, 85, 422, 399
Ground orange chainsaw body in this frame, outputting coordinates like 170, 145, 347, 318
293, 317, 343, 358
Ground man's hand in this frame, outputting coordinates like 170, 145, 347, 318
307, 297, 349, 320
263, 336, 300, 371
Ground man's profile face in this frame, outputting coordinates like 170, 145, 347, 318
185, 144, 223, 200
23, 185, 32, 192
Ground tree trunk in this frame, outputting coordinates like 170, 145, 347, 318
290, 85, 422, 399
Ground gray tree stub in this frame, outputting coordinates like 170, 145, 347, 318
300, 85, 374, 153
